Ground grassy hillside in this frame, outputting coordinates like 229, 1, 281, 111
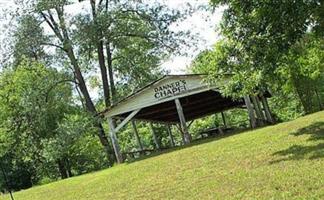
2, 111, 324, 200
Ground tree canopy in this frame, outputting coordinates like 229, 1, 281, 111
206, 0, 323, 96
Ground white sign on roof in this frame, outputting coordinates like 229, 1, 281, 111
105, 75, 223, 117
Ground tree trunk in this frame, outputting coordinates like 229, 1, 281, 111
103, 1, 116, 104
106, 42, 117, 104
44, 7, 116, 165
65, 45, 115, 164
91, 0, 111, 107
57, 159, 68, 179
292, 75, 311, 113
314, 88, 323, 110
97, 41, 111, 107
64, 157, 73, 178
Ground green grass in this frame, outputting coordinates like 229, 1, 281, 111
3, 111, 324, 200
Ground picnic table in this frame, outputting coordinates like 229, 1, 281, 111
199, 127, 233, 139
123, 149, 155, 159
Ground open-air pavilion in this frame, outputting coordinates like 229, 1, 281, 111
101, 74, 274, 163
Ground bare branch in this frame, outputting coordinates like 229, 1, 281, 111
40, 42, 66, 51
40, 11, 64, 42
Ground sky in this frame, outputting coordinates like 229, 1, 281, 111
0, 0, 223, 73
157, 0, 224, 73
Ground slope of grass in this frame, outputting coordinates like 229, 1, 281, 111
3, 111, 324, 200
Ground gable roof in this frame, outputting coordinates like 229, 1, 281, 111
102, 74, 220, 118
112, 74, 207, 107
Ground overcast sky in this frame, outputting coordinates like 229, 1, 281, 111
0, 0, 223, 73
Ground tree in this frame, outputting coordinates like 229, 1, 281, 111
191, 1, 324, 117
12, 15, 49, 64
0, 60, 73, 189
208, 0, 323, 96
10, 0, 196, 164
72, 0, 193, 103
43, 111, 109, 179
277, 34, 324, 113
191, 34, 324, 120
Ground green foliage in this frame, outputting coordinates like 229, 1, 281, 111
276, 35, 324, 114
0, 60, 73, 189
191, 40, 263, 98
12, 15, 48, 64
269, 93, 304, 122
70, 0, 195, 100
2, 0, 201, 192
205, 0, 322, 97
0, 60, 108, 190
191, 34, 324, 121
118, 122, 174, 153
44, 112, 109, 174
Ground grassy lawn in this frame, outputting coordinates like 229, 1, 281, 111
2, 111, 324, 200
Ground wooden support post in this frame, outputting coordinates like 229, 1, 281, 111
175, 98, 191, 144
218, 127, 224, 135
244, 96, 257, 128
188, 120, 195, 129
114, 109, 140, 133
107, 117, 123, 163
149, 123, 160, 150
175, 124, 186, 144
167, 125, 175, 147
315, 89, 323, 110
176, 124, 186, 145
255, 96, 266, 120
221, 111, 227, 128
251, 96, 265, 126
260, 94, 275, 124
131, 121, 143, 151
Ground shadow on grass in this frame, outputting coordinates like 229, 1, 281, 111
270, 122, 324, 164
125, 128, 249, 164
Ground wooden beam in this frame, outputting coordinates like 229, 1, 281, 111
114, 109, 140, 133
183, 101, 243, 122
146, 98, 239, 121
116, 116, 177, 125
135, 94, 224, 118
167, 125, 175, 147
244, 96, 257, 128
148, 100, 242, 122
218, 127, 224, 135
106, 86, 212, 117
149, 122, 160, 150
256, 95, 267, 121
131, 120, 143, 151
175, 98, 191, 144
134, 101, 176, 118
188, 120, 195, 129
255, 95, 266, 120
260, 94, 274, 124
221, 111, 227, 128
251, 96, 265, 126
107, 117, 123, 163
175, 123, 186, 144
315, 89, 323, 110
